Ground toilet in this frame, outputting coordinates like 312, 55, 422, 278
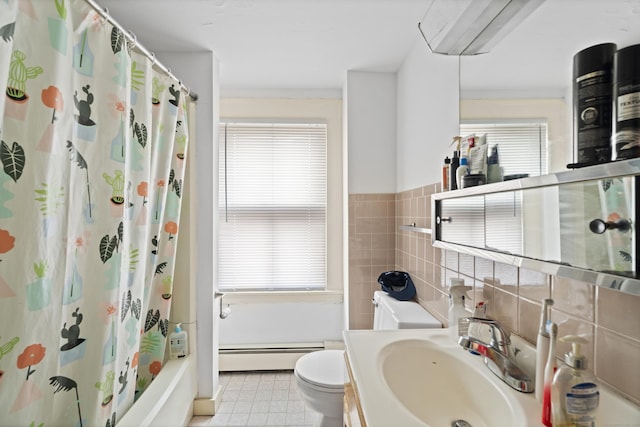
294, 290, 441, 427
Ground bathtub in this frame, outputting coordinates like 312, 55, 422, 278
117, 354, 197, 427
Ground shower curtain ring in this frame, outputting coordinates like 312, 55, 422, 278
128, 31, 137, 46
150, 52, 156, 65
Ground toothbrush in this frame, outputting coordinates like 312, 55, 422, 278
541, 322, 557, 427
535, 298, 554, 402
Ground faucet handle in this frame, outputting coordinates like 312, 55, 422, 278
488, 322, 511, 350
466, 317, 511, 355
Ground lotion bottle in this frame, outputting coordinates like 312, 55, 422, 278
448, 278, 472, 342
536, 298, 554, 402
169, 323, 189, 359
456, 157, 470, 189
551, 336, 599, 427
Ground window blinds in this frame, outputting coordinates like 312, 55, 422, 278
218, 122, 327, 291
460, 122, 548, 177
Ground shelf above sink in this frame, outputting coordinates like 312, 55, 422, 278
399, 223, 432, 234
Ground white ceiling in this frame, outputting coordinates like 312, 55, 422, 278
98, 0, 640, 96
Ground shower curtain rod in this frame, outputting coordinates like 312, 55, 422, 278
85, 0, 199, 101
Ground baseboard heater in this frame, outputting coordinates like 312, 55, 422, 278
219, 342, 325, 372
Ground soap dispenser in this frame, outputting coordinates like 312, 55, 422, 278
448, 278, 472, 342
169, 323, 189, 359
551, 336, 599, 427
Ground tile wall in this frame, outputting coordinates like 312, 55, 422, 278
348, 194, 396, 330
348, 184, 640, 406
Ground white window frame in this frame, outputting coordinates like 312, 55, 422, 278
217, 98, 343, 296
218, 120, 327, 291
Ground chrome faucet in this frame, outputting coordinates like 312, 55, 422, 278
458, 317, 534, 393
463, 317, 511, 354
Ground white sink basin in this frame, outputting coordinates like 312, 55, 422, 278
344, 329, 639, 427
379, 338, 526, 427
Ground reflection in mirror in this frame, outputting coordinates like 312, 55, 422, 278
435, 176, 639, 294
557, 178, 634, 277
458, 1, 640, 173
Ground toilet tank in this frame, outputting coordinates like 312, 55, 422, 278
372, 290, 441, 330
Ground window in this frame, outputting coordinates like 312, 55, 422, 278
218, 122, 327, 291
459, 121, 548, 177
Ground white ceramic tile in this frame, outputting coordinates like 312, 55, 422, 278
285, 411, 306, 425
251, 400, 271, 413
274, 380, 290, 389
227, 412, 250, 426
192, 371, 313, 427
260, 373, 277, 381
237, 390, 257, 401
254, 389, 273, 401
269, 400, 288, 412
265, 412, 287, 426
210, 413, 231, 426
304, 412, 320, 426
247, 412, 269, 426
223, 390, 240, 401
217, 401, 235, 414
257, 380, 275, 391
286, 400, 305, 412
242, 381, 259, 391
233, 401, 253, 414
272, 389, 289, 400
275, 372, 291, 380
187, 415, 212, 426
225, 381, 243, 391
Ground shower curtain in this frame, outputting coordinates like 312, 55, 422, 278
0, 1, 191, 425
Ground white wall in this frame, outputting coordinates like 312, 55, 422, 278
346, 71, 397, 194
396, 41, 460, 191
219, 295, 344, 346
159, 51, 220, 403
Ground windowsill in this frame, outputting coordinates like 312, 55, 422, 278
219, 290, 343, 304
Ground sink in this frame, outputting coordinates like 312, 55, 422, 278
379, 339, 526, 427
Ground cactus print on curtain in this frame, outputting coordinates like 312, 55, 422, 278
0, 0, 191, 425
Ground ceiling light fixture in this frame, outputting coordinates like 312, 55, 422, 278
418, 0, 545, 55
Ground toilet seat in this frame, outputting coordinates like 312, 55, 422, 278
294, 350, 345, 391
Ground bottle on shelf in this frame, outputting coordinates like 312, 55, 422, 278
449, 151, 460, 190
442, 156, 450, 192
456, 157, 470, 189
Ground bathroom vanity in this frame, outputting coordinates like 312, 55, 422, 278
432, 158, 640, 296
343, 355, 365, 427
342, 329, 640, 426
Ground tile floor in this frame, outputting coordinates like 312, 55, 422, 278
188, 371, 321, 427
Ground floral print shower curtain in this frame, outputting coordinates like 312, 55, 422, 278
0, 1, 191, 425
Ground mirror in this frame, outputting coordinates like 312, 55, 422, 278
433, 160, 640, 296
458, 1, 640, 173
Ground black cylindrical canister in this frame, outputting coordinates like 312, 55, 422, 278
612, 44, 640, 160
572, 43, 617, 166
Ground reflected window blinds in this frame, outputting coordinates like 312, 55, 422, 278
460, 122, 548, 177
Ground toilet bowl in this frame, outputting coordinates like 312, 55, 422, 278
294, 290, 441, 427
294, 349, 345, 427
